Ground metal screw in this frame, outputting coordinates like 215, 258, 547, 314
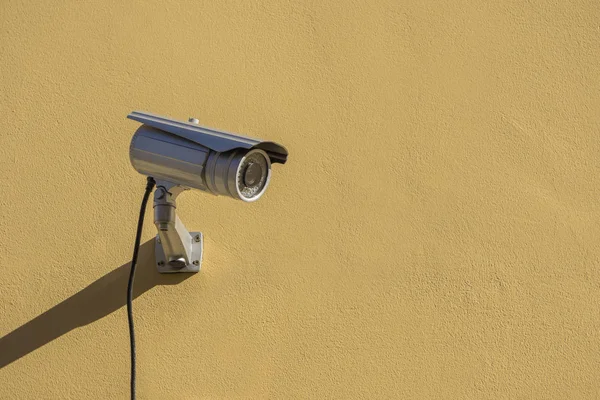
194, 234, 201, 242
157, 261, 165, 267
192, 260, 199, 266
188, 117, 199, 124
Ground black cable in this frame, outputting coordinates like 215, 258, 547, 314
127, 176, 155, 400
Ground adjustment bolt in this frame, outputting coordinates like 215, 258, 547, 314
193, 260, 200, 266
155, 187, 167, 200
194, 234, 201, 242
169, 259, 186, 269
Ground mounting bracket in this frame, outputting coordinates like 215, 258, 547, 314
153, 180, 203, 273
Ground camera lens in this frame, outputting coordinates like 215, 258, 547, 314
204, 148, 271, 201
237, 150, 270, 200
243, 163, 262, 187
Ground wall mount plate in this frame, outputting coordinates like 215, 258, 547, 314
155, 232, 203, 273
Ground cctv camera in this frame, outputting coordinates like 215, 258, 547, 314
127, 111, 288, 273
128, 111, 287, 202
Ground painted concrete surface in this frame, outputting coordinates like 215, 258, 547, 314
1, 1, 599, 398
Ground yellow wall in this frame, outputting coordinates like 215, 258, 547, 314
1, 1, 599, 398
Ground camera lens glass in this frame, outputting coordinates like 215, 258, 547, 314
244, 163, 262, 186
237, 151, 269, 199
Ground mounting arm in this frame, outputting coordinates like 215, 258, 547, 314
153, 180, 203, 273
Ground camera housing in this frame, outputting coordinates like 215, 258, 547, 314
129, 111, 287, 201
128, 111, 288, 273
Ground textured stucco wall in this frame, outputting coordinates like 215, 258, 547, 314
1, 1, 600, 399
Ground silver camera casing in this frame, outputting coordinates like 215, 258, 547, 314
127, 111, 288, 273
128, 111, 287, 201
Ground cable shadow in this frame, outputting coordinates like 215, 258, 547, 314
0, 239, 191, 369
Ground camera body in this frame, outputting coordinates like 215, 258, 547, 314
129, 111, 287, 202
128, 111, 288, 273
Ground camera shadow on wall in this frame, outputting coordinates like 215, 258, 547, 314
0, 240, 191, 369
